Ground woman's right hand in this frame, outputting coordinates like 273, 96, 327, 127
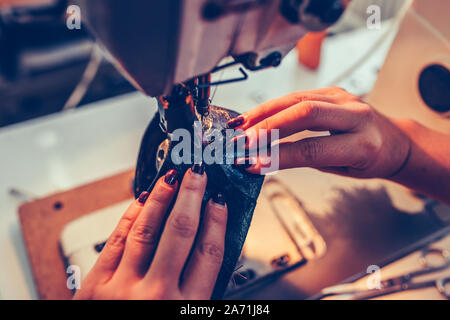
229, 87, 411, 179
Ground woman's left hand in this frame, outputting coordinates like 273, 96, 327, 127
73, 165, 228, 300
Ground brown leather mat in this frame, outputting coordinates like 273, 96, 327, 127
18, 170, 134, 300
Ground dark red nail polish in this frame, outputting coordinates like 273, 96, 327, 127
138, 191, 150, 204
227, 116, 245, 128
191, 162, 205, 175
164, 169, 178, 185
212, 192, 226, 206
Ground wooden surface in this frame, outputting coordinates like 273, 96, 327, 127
18, 170, 134, 300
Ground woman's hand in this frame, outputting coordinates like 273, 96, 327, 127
230, 87, 411, 179
74, 164, 228, 300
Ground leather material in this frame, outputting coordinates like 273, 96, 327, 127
134, 106, 264, 298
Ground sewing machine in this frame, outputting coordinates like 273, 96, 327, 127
68, 0, 347, 299
75, 0, 345, 96
73, 1, 347, 199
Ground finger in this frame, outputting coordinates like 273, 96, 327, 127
145, 165, 207, 285
88, 196, 145, 281
241, 101, 366, 150
227, 89, 339, 130
181, 195, 228, 299
242, 133, 366, 174
115, 170, 179, 279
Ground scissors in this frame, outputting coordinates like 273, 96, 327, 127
317, 247, 450, 300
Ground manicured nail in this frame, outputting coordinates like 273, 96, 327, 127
191, 162, 205, 175
164, 169, 178, 185
212, 192, 226, 206
234, 157, 255, 169
227, 115, 245, 128
138, 191, 150, 204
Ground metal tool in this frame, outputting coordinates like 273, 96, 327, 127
263, 177, 327, 261
318, 246, 450, 300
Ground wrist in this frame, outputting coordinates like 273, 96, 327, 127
384, 118, 414, 179
385, 118, 450, 205
386, 137, 412, 179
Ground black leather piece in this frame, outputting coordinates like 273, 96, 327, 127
134, 106, 264, 299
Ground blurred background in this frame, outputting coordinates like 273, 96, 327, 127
0, 0, 135, 127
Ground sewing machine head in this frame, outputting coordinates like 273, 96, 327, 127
73, 0, 346, 100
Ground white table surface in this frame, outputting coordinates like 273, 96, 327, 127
0, 24, 398, 299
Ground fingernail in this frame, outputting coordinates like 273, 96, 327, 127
212, 192, 226, 206
227, 115, 245, 128
234, 157, 254, 169
164, 169, 178, 185
191, 162, 205, 175
138, 191, 150, 204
